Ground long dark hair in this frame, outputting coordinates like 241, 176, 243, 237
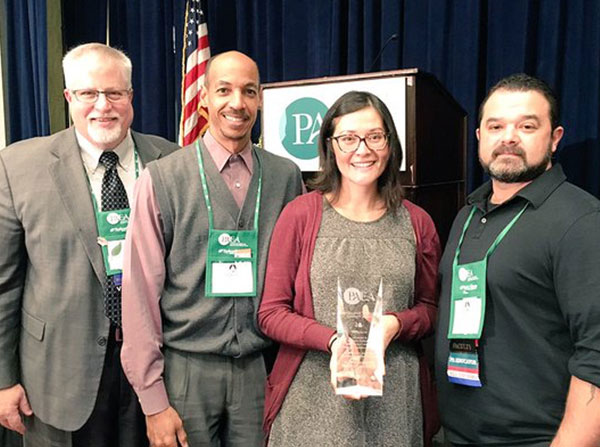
309, 90, 404, 212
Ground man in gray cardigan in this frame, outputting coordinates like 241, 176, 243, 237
0, 43, 178, 446
121, 51, 303, 447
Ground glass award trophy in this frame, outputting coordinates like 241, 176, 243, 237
334, 277, 384, 396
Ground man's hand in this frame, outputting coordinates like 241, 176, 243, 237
0, 384, 33, 435
146, 406, 188, 447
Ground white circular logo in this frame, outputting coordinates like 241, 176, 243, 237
458, 267, 470, 282
218, 233, 232, 246
343, 287, 362, 305
106, 212, 121, 225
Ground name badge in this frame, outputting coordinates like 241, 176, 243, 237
205, 229, 258, 297
448, 259, 486, 339
96, 209, 130, 276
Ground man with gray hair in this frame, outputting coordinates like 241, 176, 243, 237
0, 42, 178, 446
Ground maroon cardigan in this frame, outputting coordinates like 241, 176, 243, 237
258, 191, 441, 446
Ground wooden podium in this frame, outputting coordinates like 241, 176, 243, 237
261, 69, 466, 245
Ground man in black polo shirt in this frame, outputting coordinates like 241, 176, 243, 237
435, 73, 600, 446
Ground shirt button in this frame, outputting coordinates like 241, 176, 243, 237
97, 336, 107, 346
234, 181, 241, 189
238, 220, 245, 229
481, 217, 487, 224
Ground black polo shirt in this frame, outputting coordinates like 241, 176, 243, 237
435, 164, 600, 446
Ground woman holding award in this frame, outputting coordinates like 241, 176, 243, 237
258, 91, 440, 447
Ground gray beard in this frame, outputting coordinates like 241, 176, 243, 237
88, 124, 123, 147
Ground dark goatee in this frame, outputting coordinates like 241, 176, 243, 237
481, 144, 552, 183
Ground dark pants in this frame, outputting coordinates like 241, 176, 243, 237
23, 326, 148, 447
164, 348, 266, 447
0, 427, 22, 447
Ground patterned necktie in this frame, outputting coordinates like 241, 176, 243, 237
99, 151, 128, 327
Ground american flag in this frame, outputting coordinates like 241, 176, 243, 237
179, 0, 210, 146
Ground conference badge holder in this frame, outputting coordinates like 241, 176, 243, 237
96, 208, 130, 278
205, 229, 258, 296
446, 204, 528, 388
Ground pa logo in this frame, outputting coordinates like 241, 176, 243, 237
343, 287, 362, 305
218, 233, 232, 246
279, 97, 328, 160
106, 212, 121, 225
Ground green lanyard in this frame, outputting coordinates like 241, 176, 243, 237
196, 140, 262, 297
452, 202, 528, 270
195, 141, 262, 231
92, 150, 139, 277
448, 202, 528, 339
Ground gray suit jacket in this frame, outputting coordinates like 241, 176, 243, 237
0, 127, 178, 431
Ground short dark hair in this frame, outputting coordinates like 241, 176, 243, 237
478, 73, 560, 130
309, 91, 404, 212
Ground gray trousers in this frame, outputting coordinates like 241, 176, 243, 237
164, 348, 266, 447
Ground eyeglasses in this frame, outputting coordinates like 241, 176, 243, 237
328, 132, 389, 153
70, 89, 132, 104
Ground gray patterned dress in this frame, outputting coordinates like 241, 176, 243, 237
269, 198, 423, 447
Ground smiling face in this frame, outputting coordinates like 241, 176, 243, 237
477, 88, 563, 183
330, 106, 390, 192
63, 54, 133, 150
200, 51, 261, 153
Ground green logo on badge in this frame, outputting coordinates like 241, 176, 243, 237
111, 242, 122, 256
279, 97, 328, 160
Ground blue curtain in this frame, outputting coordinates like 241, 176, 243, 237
62, 0, 107, 50
108, 0, 182, 140
199, 0, 600, 196
5, 0, 49, 142
3, 0, 107, 142
4, 0, 600, 196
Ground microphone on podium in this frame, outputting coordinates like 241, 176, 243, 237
369, 33, 399, 72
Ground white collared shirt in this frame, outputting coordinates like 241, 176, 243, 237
77, 130, 142, 209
